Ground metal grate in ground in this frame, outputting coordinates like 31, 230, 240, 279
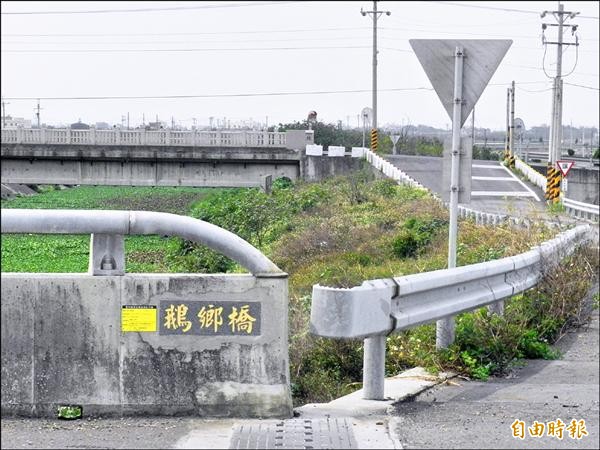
229, 418, 358, 449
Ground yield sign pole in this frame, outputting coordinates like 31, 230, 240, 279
438, 46, 465, 349
409, 39, 512, 349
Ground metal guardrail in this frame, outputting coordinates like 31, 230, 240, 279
0, 209, 283, 277
563, 197, 600, 222
310, 224, 591, 399
1, 127, 288, 148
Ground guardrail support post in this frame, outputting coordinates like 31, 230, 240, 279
88, 233, 125, 276
363, 335, 386, 400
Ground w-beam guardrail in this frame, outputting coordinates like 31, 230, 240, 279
1, 127, 288, 148
310, 224, 591, 400
1, 208, 292, 418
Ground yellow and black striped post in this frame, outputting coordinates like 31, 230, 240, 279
545, 163, 562, 203
370, 128, 378, 153
508, 153, 515, 168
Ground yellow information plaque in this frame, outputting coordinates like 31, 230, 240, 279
121, 305, 157, 332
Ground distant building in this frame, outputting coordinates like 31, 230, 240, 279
146, 121, 167, 130
70, 120, 90, 130
1, 116, 32, 129
94, 122, 110, 130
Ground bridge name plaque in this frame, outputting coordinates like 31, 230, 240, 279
158, 300, 261, 336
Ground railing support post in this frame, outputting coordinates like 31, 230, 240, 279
363, 335, 386, 400
88, 233, 125, 276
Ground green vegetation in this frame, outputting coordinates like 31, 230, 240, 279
1, 175, 596, 406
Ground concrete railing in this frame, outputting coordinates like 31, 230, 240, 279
1, 208, 292, 418
1, 127, 289, 148
515, 155, 547, 192
563, 197, 600, 222
356, 147, 520, 227
513, 156, 599, 222
310, 224, 591, 400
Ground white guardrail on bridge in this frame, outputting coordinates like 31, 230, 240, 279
355, 147, 535, 227
514, 155, 599, 222
0, 127, 288, 147
310, 223, 592, 400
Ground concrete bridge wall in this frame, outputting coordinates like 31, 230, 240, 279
530, 163, 599, 204
1, 144, 302, 188
1, 273, 292, 418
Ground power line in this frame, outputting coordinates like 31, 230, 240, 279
1, 87, 436, 101
429, 1, 599, 20
564, 82, 600, 90
1, 45, 373, 53
0, 35, 370, 45
1, 1, 302, 15
0, 26, 371, 37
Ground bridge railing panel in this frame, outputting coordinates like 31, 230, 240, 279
170, 131, 191, 146
47, 129, 69, 144
120, 130, 141, 145
70, 130, 90, 145
1, 129, 18, 143
96, 130, 118, 145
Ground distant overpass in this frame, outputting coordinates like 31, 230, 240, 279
0, 128, 326, 188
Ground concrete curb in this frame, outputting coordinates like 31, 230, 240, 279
295, 367, 455, 419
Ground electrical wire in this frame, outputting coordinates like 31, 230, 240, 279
0, 26, 372, 37
428, 1, 599, 20
1, 45, 373, 53
564, 82, 599, 90
0, 1, 302, 15
1, 87, 436, 101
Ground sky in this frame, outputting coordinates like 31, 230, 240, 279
1, 1, 599, 131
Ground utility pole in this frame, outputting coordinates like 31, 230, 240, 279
1, 99, 9, 127
361, 1, 390, 150
127, 112, 130, 130
142, 113, 145, 127
504, 88, 510, 159
541, 2, 579, 202
35, 99, 42, 128
509, 80, 515, 166
470, 106, 475, 144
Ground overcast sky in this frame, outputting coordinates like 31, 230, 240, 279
1, 1, 598, 131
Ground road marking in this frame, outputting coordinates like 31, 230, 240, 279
472, 191, 536, 197
500, 163, 541, 202
472, 164, 506, 169
472, 176, 517, 181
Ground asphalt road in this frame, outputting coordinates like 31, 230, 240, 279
391, 307, 600, 449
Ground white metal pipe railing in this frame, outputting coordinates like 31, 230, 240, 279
0, 209, 283, 277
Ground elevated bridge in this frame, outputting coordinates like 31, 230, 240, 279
0, 128, 314, 188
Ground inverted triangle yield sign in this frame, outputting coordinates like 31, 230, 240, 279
409, 39, 512, 127
556, 160, 575, 177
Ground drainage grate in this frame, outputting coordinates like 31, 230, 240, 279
229, 418, 358, 449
